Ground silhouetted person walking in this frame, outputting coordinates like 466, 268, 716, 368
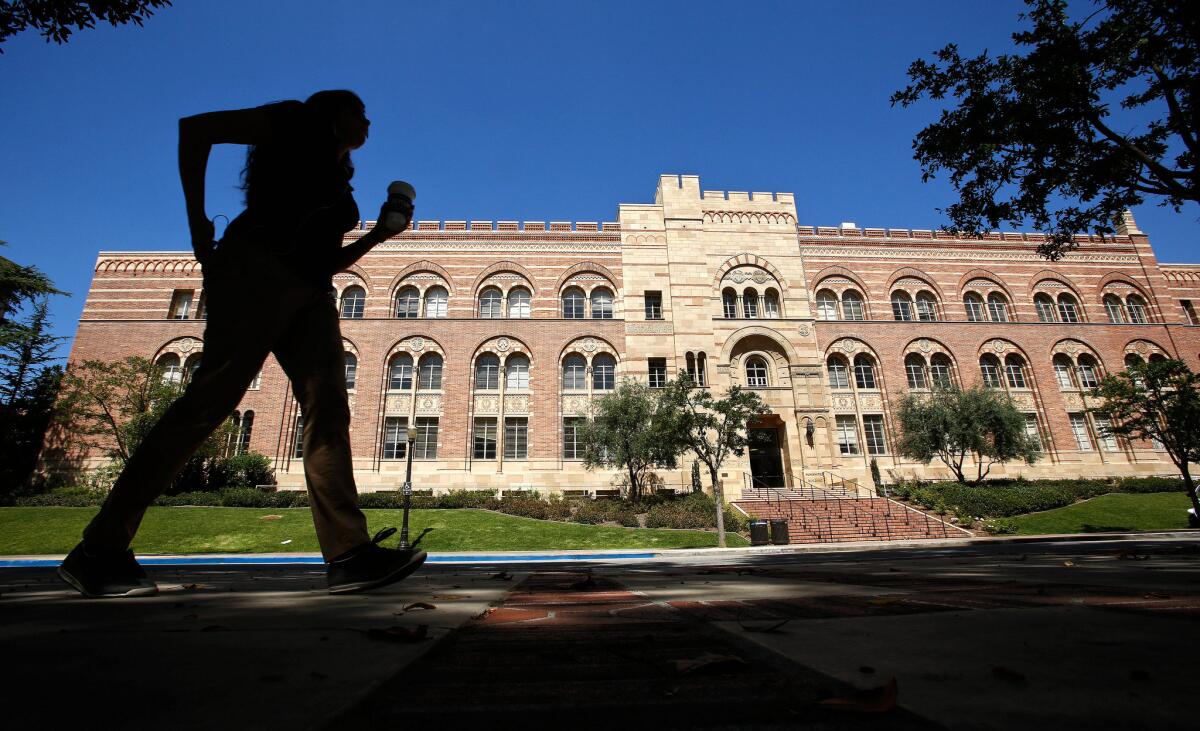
59, 90, 425, 597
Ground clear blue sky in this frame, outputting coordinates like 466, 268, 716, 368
2, 0, 1196, 358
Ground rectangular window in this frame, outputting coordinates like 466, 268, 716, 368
473, 418, 497, 460
504, 417, 528, 460
892, 299, 913, 322
835, 415, 860, 455
383, 417, 408, 460
828, 362, 850, 389
1036, 299, 1057, 322
195, 291, 207, 320
862, 415, 887, 455
1127, 301, 1147, 324
414, 417, 439, 460
1182, 300, 1197, 325
249, 370, 262, 390
965, 299, 985, 322
988, 300, 1009, 322
842, 296, 864, 321
1092, 416, 1119, 452
292, 414, 304, 458
644, 291, 663, 320
1058, 301, 1079, 323
1023, 414, 1041, 448
1069, 413, 1093, 452
563, 417, 585, 460
168, 290, 193, 319
648, 358, 667, 388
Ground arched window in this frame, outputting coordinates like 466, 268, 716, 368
1103, 294, 1126, 323
1126, 294, 1148, 324
388, 353, 413, 390
339, 285, 365, 319
1149, 353, 1167, 363
474, 353, 500, 389
685, 352, 696, 380
1076, 354, 1100, 389
505, 354, 530, 390
916, 291, 938, 321
1004, 354, 1028, 389
1057, 293, 1080, 323
841, 290, 865, 320
987, 293, 1010, 322
742, 288, 759, 318
1124, 353, 1145, 370
507, 288, 531, 319
930, 354, 954, 387
562, 354, 587, 390
826, 355, 850, 389
562, 287, 585, 319
418, 353, 443, 390
815, 290, 839, 320
479, 287, 503, 318
592, 354, 616, 390
237, 410, 253, 454
979, 354, 1003, 389
157, 353, 181, 385
853, 354, 877, 389
891, 291, 914, 321
344, 353, 357, 390
590, 288, 614, 319
1053, 354, 1076, 389
905, 353, 928, 389
183, 355, 202, 386
763, 289, 780, 318
394, 287, 420, 318
1034, 294, 1057, 322
964, 293, 986, 322
722, 288, 738, 318
696, 352, 708, 387
745, 356, 769, 387
424, 286, 448, 318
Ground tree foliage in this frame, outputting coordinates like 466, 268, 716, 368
662, 376, 769, 547
0, 243, 63, 325
1089, 358, 1200, 516
895, 385, 1042, 484
0, 0, 172, 52
576, 378, 686, 500
892, 0, 1199, 259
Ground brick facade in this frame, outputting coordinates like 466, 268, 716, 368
67, 174, 1200, 496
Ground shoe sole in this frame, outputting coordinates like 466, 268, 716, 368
57, 567, 159, 598
328, 550, 428, 595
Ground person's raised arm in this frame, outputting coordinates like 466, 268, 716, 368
178, 107, 273, 263
326, 200, 416, 273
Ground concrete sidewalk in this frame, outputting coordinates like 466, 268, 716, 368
2, 534, 1197, 729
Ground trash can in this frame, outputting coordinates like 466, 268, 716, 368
750, 519, 770, 546
770, 519, 790, 545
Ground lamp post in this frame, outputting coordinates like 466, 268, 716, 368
399, 423, 417, 549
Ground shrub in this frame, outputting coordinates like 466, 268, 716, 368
156, 491, 222, 507
497, 495, 550, 520
436, 490, 500, 509
15, 486, 105, 507
224, 452, 276, 488
218, 488, 271, 508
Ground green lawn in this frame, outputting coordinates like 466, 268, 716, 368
1002, 492, 1194, 535
0, 507, 748, 555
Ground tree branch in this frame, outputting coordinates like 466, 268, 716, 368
1087, 113, 1193, 199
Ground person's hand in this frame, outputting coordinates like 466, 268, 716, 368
371, 199, 415, 238
189, 216, 216, 263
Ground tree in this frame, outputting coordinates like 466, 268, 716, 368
1, 243, 63, 326
0, 0, 172, 52
1089, 358, 1200, 519
577, 378, 686, 501
662, 376, 769, 548
891, 0, 1199, 260
0, 298, 64, 493
895, 385, 1042, 484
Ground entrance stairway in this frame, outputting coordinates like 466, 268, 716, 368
734, 473, 970, 544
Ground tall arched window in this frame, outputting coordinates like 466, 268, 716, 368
1034, 294, 1057, 322
505, 354, 529, 390
479, 288, 503, 318
507, 288, 531, 318
930, 354, 954, 387
474, 353, 500, 390
742, 288, 759, 318
388, 353, 413, 390
562, 354, 586, 390
1057, 293, 1080, 323
722, 288, 738, 318
1004, 354, 1028, 389
562, 287, 585, 319
979, 354, 1003, 389
904, 353, 928, 389
916, 291, 939, 321
763, 289, 780, 318
183, 355, 202, 385
987, 293, 1010, 322
344, 353, 357, 390
1103, 294, 1126, 323
1076, 354, 1100, 389
418, 353, 443, 390
1126, 294, 1148, 324
339, 285, 365, 319
696, 352, 708, 386
237, 411, 254, 454
592, 354, 616, 390
1124, 353, 1145, 369
1053, 354, 1076, 389
891, 291, 914, 321
841, 290, 865, 320
853, 354, 877, 389
964, 293, 986, 322
590, 288, 614, 319
826, 355, 850, 389
424, 286, 448, 318
816, 290, 839, 320
394, 287, 420, 318
745, 356, 769, 387
157, 353, 182, 385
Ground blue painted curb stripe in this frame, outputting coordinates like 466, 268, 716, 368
0, 552, 658, 568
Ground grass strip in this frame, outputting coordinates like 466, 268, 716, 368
1000, 492, 1193, 535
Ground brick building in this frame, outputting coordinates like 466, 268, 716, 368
68, 174, 1200, 497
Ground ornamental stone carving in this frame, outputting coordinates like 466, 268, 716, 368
1063, 341, 1078, 356
384, 394, 411, 415
832, 395, 855, 411
1062, 392, 1083, 409
840, 339, 857, 354
562, 395, 590, 415
1010, 393, 1035, 410
582, 338, 597, 353
504, 394, 530, 414
179, 338, 196, 353
409, 337, 425, 352
416, 395, 442, 415
990, 340, 1008, 353
858, 395, 882, 410
473, 395, 500, 414
626, 322, 673, 335
1135, 341, 1151, 354
496, 337, 510, 352
918, 339, 932, 353
797, 324, 811, 337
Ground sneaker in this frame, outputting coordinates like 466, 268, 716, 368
57, 542, 159, 598
327, 528, 427, 595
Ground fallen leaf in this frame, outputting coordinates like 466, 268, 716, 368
672, 652, 748, 676
280, 539, 293, 545
365, 625, 429, 643
818, 677, 897, 712
402, 601, 437, 612
991, 665, 1026, 684
259, 515, 283, 521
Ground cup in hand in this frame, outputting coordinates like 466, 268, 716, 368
385, 181, 416, 231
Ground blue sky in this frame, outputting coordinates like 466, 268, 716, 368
2, 0, 1196, 358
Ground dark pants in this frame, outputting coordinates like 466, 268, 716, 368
83, 245, 370, 561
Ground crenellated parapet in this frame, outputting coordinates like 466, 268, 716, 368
797, 224, 1136, 248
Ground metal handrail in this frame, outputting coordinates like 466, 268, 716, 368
743, 475, 829, 542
